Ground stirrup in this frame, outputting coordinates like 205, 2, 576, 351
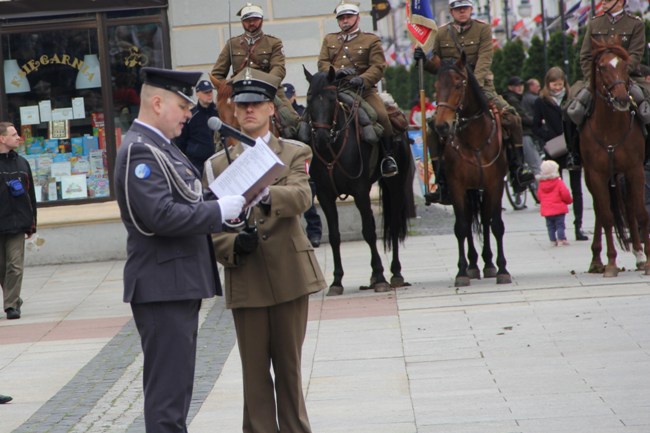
381, 156, 398, 177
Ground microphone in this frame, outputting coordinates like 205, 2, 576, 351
207, 117, 256, 146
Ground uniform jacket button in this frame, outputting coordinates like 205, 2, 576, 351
262, 234, 268, 240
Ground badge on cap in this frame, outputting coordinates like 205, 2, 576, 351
135, 163, 152, 179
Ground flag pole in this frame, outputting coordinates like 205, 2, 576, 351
417, 57, 430, 195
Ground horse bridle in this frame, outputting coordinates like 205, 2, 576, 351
308, 84, 365, 196
594, 51, 630, 107
436, 65, 485, 130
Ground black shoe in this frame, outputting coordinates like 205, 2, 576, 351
308, 234, 321, 248
381, 156, 398, 177
511, 167, 534, 193
5, 308, 20, 320
0, 395, 12, 404
575, 229, 589, 241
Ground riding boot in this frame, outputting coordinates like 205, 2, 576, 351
509, 145, 534, 193
424, 158, 451, 206
380, 136, 398, 177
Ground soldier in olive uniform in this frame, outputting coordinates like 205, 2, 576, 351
565, 0, 647, 163
210, 3, 298, 130
203, 68, 325, 433
414, 0, 533, 203
318, 1, 399, 177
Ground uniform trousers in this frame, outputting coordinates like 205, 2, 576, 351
0, 232, 26, 311
131, 299, 201, 433
232, 295, 311, 433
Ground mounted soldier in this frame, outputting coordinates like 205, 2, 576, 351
317, 1, 400, 177
414, 0, 534, 203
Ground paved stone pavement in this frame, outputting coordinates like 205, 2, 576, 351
1, 190, 649, 433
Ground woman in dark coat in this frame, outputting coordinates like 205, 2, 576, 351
532, 66, 589, 241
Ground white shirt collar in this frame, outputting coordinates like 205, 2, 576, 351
134, 119, 170, 145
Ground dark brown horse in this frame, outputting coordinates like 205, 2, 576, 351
433, 53, 511, 287
304, 66, 416, 295
579, 38, 650, 276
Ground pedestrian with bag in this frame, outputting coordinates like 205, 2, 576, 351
532, 67, 588, 241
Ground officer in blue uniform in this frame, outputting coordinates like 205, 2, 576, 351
114, 67, 246, 433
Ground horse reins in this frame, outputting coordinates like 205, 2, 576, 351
439, 65, 504, 170
309, 84, 365, 198
589, 50, 636, 187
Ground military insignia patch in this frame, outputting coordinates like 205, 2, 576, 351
135, 163, 151, 179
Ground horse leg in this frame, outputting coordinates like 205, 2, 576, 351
353, 193, 390, 292
453, 201, 471, 287
479, 192, 498, 279
490, 195, 512, 284
320, 196, 345, 296
589, 216, 605, 273
466, 234, 480, 280
389, 235, 410, 287
465, 201, 480, 279
625, 171, 648, 271
603, 223, 619, 277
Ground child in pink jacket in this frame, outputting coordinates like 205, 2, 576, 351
537, 160, 573, 246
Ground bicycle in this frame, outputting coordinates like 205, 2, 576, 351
504, 172, 538, 211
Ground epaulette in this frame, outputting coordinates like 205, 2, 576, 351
279, 138, 307, 147
591, 14, 604, 20
474, 18, 487, 24
264, 34, 281, 41
627, 12, 642, 20
206, 148, 227, 162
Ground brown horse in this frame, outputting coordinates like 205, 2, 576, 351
579, 38, 650, 276
433, 53, 511, 287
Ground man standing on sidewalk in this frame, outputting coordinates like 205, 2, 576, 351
0, 122, 36, 320
114, 67, 245, 433
204, 68, 325, 433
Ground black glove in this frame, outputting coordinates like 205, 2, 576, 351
414, 47, 426, 62
234, 227, 258, 255
336, 67, 356, 78
349, 76, 364, 89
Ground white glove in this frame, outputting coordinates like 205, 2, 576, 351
247, 187, 270, 208
218, 195, 246, 222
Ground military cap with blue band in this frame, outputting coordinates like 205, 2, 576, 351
141, 67, 202, 104
231, 68, 280, 103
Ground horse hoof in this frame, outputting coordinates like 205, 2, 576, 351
390, 276, 411, 288
603, 266, 619, 278
588, 263, 605, 274
454, 276, 470, 287
326, 286, 344, 296
467, 268, 481, 280
483, 267, 497, 278
373, 282, 392, 293
496, 273, 512, 284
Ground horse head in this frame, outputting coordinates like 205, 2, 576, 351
434, 52, 470, 138
591, 36, 631, 112
304, 66, 340, 149
210, 75, 239, 127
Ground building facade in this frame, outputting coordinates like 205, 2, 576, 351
1, 0, 353, 207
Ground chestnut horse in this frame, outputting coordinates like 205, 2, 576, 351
304, 67, 416, 295
579, 38, 650, 276
434, 53, 511, 287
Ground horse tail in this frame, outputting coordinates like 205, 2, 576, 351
610, 173, 631, 251
468, 189, 483, 241
381, 132, 417, 251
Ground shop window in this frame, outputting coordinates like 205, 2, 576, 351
4, 29, 110, 203
109, 23, 164, 138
